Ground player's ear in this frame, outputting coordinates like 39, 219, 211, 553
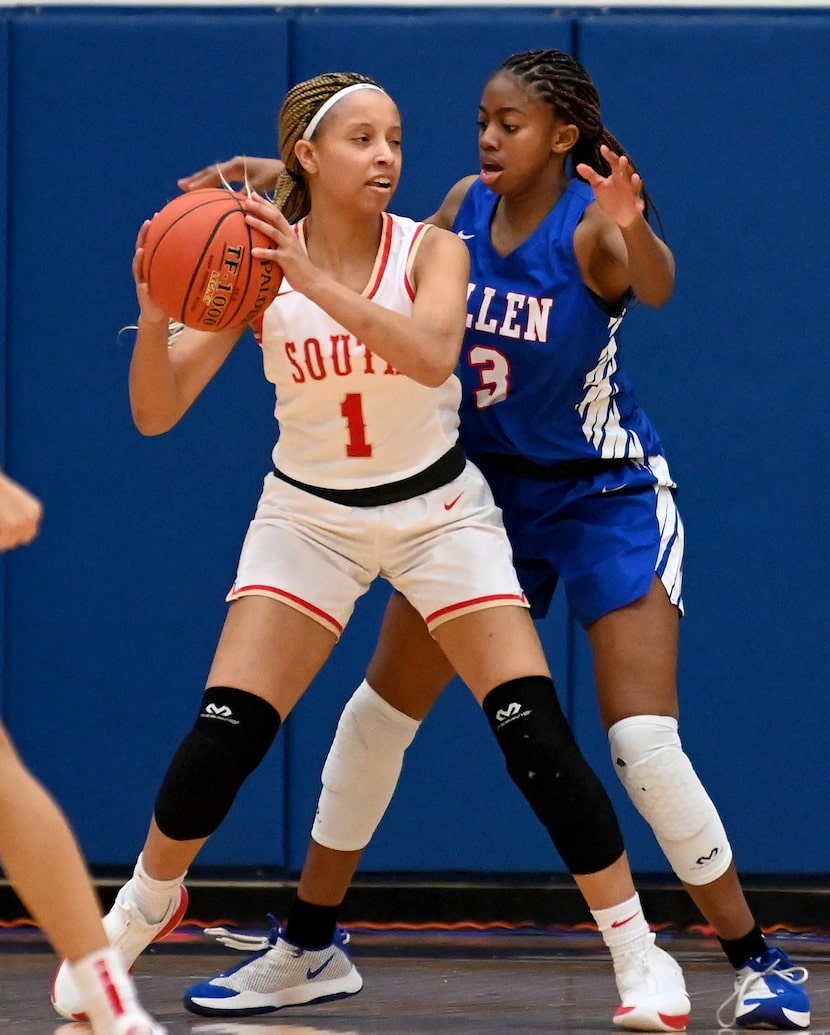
294, 140, 317, 175
551, 122, 579, 156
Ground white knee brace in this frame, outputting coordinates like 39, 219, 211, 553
609, 714, 732, 886
312, 680, 421, 852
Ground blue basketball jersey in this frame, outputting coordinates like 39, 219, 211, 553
453, 177, 664, 465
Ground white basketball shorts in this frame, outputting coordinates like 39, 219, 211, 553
227, 461, 528, 638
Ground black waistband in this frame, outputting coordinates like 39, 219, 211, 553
273, 443, 466, 508
473, 451, 631, 482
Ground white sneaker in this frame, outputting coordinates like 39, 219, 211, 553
98, 1008, 168, 1035
612, 935, 691, 1031
184, 928, 362, 1016
51, 880, 188, 1020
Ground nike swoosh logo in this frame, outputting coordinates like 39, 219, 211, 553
307, 954, 335, 980
444, 493, 464, 511
611, 912, 639, 928
457, 231, 475, 240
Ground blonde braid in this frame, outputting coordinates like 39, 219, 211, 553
275, 71, 383, 223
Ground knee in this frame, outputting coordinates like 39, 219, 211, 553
483, 676, 624, 875
313, 680, 420, 851
609, 714, 732, 884
154, 687, 281, 841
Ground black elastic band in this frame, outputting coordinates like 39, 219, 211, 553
475, 451, 630, 482
274, 443, 466, 508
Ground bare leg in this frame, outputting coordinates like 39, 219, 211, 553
588, 577, 756, 939
0, 726, 167, 1033
298, 841, 363, 907
0, 724, 107, 961
366, 591, 457, 719
140, 595, 338, 881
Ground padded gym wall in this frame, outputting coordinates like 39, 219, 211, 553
0, 19, 9, 720
570, 12, 830, 875
1, 6, 827, 875
2, 10, 293, 866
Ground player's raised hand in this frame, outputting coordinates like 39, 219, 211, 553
178, 156, 285, 196
0, 471, 43, 551
576, 144, 645, 228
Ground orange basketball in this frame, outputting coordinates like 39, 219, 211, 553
142, 189, 282, 331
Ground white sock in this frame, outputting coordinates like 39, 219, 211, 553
129, 852, 185, 924
591, 892, 652, 959
69, 946, 140, 1028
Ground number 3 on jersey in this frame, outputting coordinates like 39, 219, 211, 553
341, 393, 372, 457
469, 345, 511, 409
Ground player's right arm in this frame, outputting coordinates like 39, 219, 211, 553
0, 470, 43, 551
129, 220, 246, 436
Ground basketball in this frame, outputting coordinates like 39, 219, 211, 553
142, 189, 282, 331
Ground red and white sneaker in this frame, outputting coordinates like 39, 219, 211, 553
51, 881, 188, 1020
104, 1008, 168, 1035
612, 935, 691, 1032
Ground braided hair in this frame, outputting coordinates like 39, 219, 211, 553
274, 71, 385, 223
498, 49, 657, 224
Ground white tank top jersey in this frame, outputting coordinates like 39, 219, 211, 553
255, 213, 462, 491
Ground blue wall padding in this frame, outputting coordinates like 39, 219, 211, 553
572, 12, 830, 873
1, 7, 827, 874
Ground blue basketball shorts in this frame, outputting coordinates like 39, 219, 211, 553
473, 454, 684, 628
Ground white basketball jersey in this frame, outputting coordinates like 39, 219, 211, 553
257, 213, 462, 490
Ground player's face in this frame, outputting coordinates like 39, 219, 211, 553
312, 92, 403, 211
477, 71, 563, 195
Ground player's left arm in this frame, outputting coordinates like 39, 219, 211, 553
576, 145, 675, 307
245, 196, 470, 387
407, 226, 472, 376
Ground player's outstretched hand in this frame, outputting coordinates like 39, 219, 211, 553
0, 471, 43, 551
178, 156, 285, 196
576, 144, 645, 228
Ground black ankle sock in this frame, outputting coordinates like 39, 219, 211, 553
284, 897, 340, 950
718, 925, 767, 969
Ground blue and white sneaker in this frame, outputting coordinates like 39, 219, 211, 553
184, 924, 362, 1017
717, 947, 810, 1030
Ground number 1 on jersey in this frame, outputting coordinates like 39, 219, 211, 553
341, 393, 372, 457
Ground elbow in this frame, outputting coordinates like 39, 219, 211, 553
134, 420, 169, 437
418, 359, 458, 388
422, 368, 456, 388
416, 339, 461, 387
131, 405, 173, 437
636, 280, 675, 308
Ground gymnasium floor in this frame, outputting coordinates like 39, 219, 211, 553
1, 928, 827, 1035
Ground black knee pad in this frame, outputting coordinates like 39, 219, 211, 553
483, 676, 624, 875
154, 686, 281, 841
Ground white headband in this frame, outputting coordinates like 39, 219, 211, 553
302, 83, 387, 141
